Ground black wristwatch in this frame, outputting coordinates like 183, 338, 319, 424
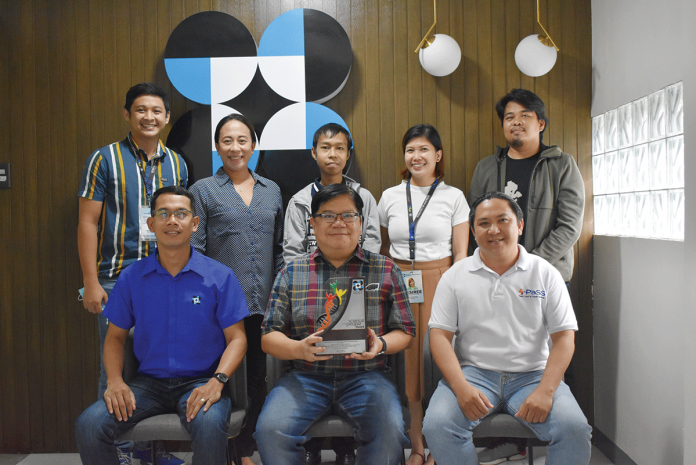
377, 336, 387, 355
213, 372, 229, 384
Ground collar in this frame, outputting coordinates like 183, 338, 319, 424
142, 245, 204, 277
310, 175, 353, 198
126, 133, 165, 162
470, 245, 531, 274
310, 245, 369, 266
495, 143, 559, 161
311, 178, 323, 197
214, 167, 266, 187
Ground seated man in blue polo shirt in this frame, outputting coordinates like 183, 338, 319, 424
422, 192, 591, 465
76, 186, 249, 465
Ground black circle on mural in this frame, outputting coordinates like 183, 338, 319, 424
303, 9, 352, 103
165, 11, 256, 58
223, 68, 296, 141
166, 106, 211, 186
257, 149, 320, 209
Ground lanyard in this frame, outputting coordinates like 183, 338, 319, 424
129, 137, 158, 204
406, 178, 439, 260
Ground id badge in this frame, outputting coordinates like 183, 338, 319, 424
139, 205, 157, 242
402, 270, 424, 303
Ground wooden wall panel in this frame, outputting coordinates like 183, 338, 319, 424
0, 0, 593, 452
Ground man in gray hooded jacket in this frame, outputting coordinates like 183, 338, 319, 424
468, 89, 584, 283
467, 89, 585, 464
283, 123, 381, 265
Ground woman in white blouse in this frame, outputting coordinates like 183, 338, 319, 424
378, 124, 470, 465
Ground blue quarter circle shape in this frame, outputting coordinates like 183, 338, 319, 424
165, 57, 211, 105
258, 8, 304, 57
305, 103, 351, 149
213, 149, 259, 173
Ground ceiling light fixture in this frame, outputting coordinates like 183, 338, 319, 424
514, 0, 559, 77
414, 0, 461, 77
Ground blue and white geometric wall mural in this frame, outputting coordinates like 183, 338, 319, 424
163, 9, 353, 199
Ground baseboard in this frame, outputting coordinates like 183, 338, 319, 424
593, 428, 637, 465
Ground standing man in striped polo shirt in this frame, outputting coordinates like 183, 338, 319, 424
77, 82, 188, 464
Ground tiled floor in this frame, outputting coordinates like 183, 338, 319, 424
1, 445, 614, 464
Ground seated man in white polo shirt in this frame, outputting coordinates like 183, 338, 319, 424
422, 191, 591, 465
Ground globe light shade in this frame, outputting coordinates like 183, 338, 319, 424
418, 34, 462, 77
515, 34, 557, 77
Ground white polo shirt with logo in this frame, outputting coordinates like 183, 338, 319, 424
429, 245, 577, 373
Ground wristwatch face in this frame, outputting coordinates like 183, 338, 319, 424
214, 373, 229, 384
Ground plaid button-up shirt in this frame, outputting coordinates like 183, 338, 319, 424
262, 247, 415, 373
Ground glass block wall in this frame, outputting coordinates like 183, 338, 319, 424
592, 82, 684, 240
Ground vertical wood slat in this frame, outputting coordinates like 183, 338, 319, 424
0, 0, 593, 452
19, 0, 38, 454
60, 0, 85, 450
0, 0, 11, 449
378, 0, 396, 189
392, 0, 409, 183
448, 0, 465, 184
1, 0, 22, 452
573, 0, 594, 427
363, 0, 381, 191
462, 0, 481, 184
34, 0, 56, 452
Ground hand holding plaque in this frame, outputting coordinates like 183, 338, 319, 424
299, 331, 333, 362
347, 328, 380, 360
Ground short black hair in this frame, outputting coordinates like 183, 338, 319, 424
495, 89, 549, 141
312, 123, 353, 151
150, 186, 196, 216
468, 191, 524, 226
214, 113, 257, 145
311, 183, 363, 217
124, 83, 170, 114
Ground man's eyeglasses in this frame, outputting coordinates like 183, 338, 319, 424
313, 212, 361, 223
152, 209, 193, 221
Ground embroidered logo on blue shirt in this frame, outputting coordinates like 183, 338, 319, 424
192, 296, 201, 305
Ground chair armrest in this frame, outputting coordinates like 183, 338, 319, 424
422, 328, 443, 411
266, 354, 290, 394
386, 351, 408, 407
122, 329, 139, 383
227, 355, 248, 410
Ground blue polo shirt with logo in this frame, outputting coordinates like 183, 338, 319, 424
104, 246, 249, 378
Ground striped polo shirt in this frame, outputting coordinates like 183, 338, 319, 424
78, 133, 188, 278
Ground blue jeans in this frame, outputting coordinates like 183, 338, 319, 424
76, 374, 232, 465
255, 370, 408, 465
97, 277, 118, 399
423, 366, 591, 465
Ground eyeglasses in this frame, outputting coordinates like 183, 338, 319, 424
152, 209, 192, 221
313, 212, 361, 223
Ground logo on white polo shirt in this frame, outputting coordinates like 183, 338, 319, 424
518, 288, 546, 299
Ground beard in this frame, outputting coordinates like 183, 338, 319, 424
509, 137, 524, 149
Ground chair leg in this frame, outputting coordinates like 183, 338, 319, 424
527, 439, 534, 465
227, 436, 242, 465
151, 441, 157, 464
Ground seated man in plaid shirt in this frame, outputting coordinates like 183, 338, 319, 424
255, 183, 416, 465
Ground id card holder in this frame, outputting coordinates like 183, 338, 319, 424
402, 270, 424, 303
139, 205, 156, 243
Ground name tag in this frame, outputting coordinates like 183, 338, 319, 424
402, 270, 424, 303
139, 205, 157, 242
